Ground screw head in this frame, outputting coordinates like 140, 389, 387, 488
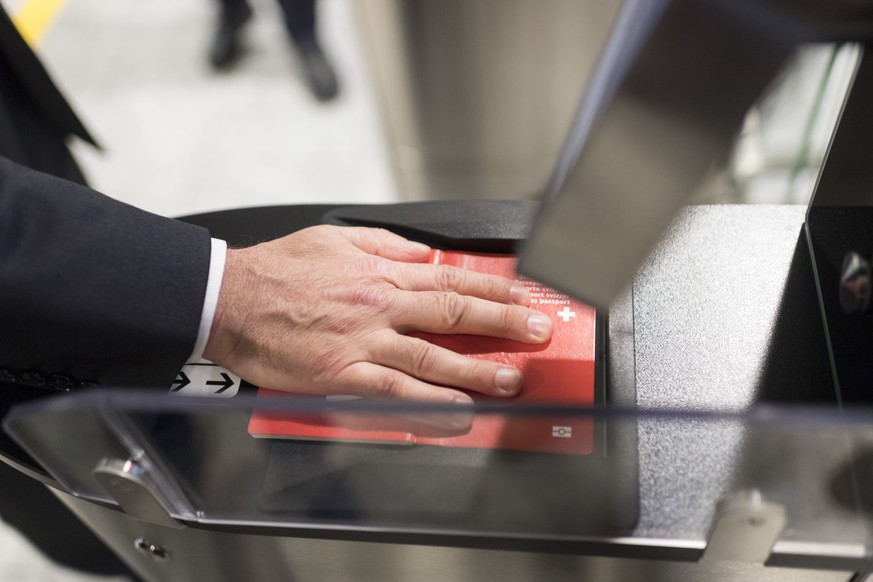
134, 537, 170, 562
840, 252, 872, 314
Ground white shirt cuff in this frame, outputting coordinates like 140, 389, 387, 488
189, 238, 227, 361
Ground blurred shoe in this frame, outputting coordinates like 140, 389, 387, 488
295, 36, 339, 102
209, 5, 252, 70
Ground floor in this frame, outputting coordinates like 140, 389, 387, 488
34, 0, 396, 218
0, 0, 394, 579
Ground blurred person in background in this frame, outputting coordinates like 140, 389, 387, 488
209, 0, 340, 101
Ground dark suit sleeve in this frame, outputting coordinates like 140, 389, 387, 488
0, 156, 212, 389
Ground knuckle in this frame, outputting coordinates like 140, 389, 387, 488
354, 256, 398, 282
312, 224, 336, 235
474, 273, 499, 299
436, 265, 464, 291
438, 292, 468, 330
374, 372, 405, 400
407, 338, 436, 376
487, 277, 503, 299
302, 224, 338, 244
309, 348, 347, 383
348, 282, 392, 310
353, 255, 384, 274
499, 305, 518, 333
465, 361, 494, 389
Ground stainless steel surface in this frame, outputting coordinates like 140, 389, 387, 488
353, 0, 622, 201
702, 491, 787, 564
630, 205, 841, 547
56, 491, 853, 582
519, 0, 797, 308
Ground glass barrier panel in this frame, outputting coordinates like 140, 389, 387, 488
3, 389, 872, 563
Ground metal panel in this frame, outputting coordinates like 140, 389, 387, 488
57, 491, 853, 582
353, 0, 622, 201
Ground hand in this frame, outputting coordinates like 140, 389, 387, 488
203, 225, 553, 404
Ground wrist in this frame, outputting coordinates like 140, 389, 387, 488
203, 247, 250, 365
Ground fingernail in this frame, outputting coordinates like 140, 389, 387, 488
495, 368, 523, 395
527, 313, 553, 341
510, 284, 531, 306
446, 414, 474, 430
409, 241, 431, 254
452, 393, 474, 405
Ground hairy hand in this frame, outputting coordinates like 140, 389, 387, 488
203, 225, 552, 404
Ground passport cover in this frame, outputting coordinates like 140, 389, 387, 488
248, 251, 597, 455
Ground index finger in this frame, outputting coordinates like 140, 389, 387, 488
337, 227, 432, 263
389, 262, 531, 306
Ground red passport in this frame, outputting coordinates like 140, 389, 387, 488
247, 251, 597, 455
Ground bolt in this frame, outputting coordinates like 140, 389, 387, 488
134, 537, 169, 562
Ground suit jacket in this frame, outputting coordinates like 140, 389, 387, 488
0, 10, 213, 575
0, 9, 212, 391
0, 7, 95, 184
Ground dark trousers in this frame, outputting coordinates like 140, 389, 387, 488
217, 0, 317, 42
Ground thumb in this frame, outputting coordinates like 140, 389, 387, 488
340, 227, 432, 263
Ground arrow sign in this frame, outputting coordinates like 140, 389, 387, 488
171, 372, 190, 391
168, 362, 241, 398
206, 372, 234, 394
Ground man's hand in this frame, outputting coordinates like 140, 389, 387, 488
203, 225, 553, 404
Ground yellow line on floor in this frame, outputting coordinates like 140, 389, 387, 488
12, 0, 67, 47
